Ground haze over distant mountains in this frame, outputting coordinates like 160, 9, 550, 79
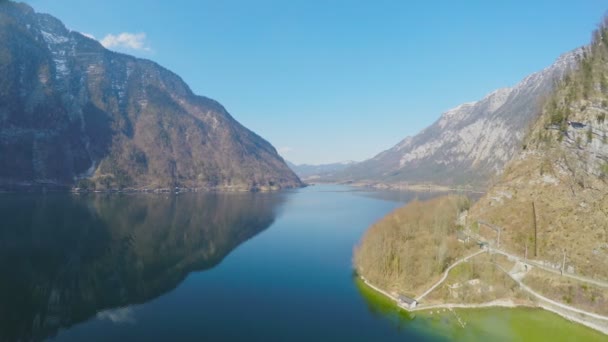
286, 160, 355, 181
0, 2, 301, 191
325, 49, 581, 188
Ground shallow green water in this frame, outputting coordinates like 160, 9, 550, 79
0, 185, 604, 341
355, 277, 607, 341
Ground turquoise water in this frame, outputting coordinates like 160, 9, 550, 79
0, 185, 602, 341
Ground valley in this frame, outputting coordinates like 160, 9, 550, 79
2, 0, 608, 340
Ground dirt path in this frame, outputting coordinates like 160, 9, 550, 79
465, 228, 608, 289
415, 249, 486, 302
360, 248, 608, 335
495, 263, 608, 335
490, 248, 608, 289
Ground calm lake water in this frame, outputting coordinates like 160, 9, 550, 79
0, 185, 604, 341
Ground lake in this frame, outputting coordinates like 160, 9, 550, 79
0, 185, 604, 341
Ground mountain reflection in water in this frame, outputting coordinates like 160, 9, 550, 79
0, 192, 285, 341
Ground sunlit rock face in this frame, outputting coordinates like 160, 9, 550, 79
331, 50, 581, 187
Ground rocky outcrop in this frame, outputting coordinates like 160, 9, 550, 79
470, 19, 608, 283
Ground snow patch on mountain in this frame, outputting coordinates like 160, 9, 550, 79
40, 30, 69, 45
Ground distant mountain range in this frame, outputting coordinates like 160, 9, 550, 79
325, 49, 581, 188
0, 2, 301, 191
286, 160, 356, 180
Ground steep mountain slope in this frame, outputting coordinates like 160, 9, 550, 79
330, 50, 580, 187
286, 160, 355, 180
0, 2, 302, 191
470, 18, 608, 282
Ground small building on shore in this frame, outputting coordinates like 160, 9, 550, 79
398, 295, 418, 309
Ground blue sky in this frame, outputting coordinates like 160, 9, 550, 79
25, 0, 608, 164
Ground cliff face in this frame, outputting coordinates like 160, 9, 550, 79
0, 2, 302, 191
330, 50, 580, 187
470, 19, 608, 281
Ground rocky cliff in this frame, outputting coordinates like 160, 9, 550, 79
330, 49, 581, 187
470, 18, 608, 282
0, 2, 302, 191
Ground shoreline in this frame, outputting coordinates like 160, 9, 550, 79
307, 181, 486, 194
0, 183, 307, 194
359, 276, 608, 336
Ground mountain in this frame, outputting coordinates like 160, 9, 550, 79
328, 50, 581, 188
469, 19, 608, 282
0, 2, 302, 191
353, 19, 608, 333
286, 160, 356, 180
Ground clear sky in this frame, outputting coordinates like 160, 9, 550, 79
25, 0, 608, 164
